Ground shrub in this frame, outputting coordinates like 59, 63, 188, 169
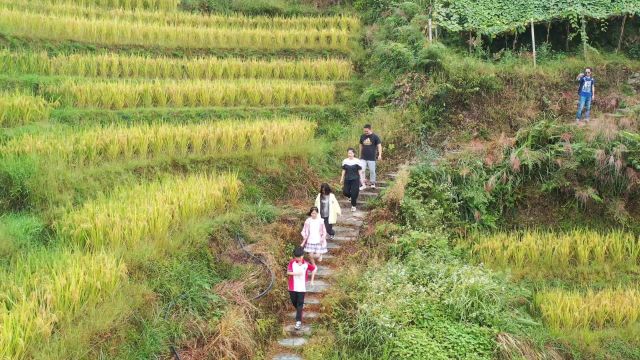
371, 42, 416, 76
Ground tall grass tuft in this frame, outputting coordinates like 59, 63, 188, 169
0, 9, 351, 51
57, 173, 241, 250
0, 50, 352, 81
536, 288, 640, 330
0, 118, 316, 165
0, 92, 50, 127
0, 250, 127, 360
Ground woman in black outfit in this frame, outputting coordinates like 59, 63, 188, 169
340, 148, 363, 212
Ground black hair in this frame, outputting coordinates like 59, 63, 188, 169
320, 183, 332, 195
363, 124, 372, 129
293, 246, 304, 257
307, 206, 319, 216
347, 147, 356, 154
585, 67, 592, 72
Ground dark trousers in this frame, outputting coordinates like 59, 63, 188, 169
289, 291, 305, 322
322, 216, 334, 236
343, 178, 360, 206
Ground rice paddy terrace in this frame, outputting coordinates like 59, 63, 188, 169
0, 1, 360, 358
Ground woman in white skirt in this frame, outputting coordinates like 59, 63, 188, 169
300, 206, 328, 264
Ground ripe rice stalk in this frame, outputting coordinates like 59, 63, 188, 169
535, 287, 640, 330
3, 0, 178, 11
0, 250, 126, 360
0, 9, 352, 51
0, 92, 51, 127
0, 0, 359, 31
472, 229, 640, 271
0, 118, 315, 165
56, 173, 242, 250
43, 79, 335, 109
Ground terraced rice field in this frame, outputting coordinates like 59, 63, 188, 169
0, 1, 358, 357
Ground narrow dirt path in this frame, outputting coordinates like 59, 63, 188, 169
267, 177, 391, 360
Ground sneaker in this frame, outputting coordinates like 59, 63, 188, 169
359, 185, 366, 191
318, 254, 323, 262
329, 234, 334, 240
370, 184, 376, 189
295, 321, 302, 330
351, 206, 356, 212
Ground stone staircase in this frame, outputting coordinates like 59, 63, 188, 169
270, 179, 390, 360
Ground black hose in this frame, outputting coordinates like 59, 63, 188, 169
235, 233, 275, 301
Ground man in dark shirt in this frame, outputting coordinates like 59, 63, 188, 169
359, 124, 382, 189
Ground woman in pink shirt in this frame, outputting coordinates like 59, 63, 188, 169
300, 206, 328, 264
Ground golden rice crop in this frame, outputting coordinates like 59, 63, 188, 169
57, 173, 241, 250
0, 118, 316, 165
0, 50, 352, 81
0, 250, 126, 360
0, 92, 51, 127
0, 0, 359, 31
45, 79, 335, 109
0, 9, 351, 51
11, 0, 178, 11
535, 287, 640, 330
472, 229, 640, 270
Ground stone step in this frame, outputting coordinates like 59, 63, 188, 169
337, 218, 363, 227
315, 267, 334, 277
278, 337, 307, 348
304, 296, 321, 305
325, 242, 340, 250
307, 280, 329, 293
287, 311, 320, 319
320, 253, 335, 260
333, 226, 360, 235
332, 235, 357, 242
284, 324, 312, 336
273, 353, 303, 360
358, 191, 380, 198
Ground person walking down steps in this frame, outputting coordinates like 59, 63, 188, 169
300, 206, 328, 264
359, 124, 382, 189
286, 246, 316, 331
341, 148, 363, 212
315, 183, 341, 240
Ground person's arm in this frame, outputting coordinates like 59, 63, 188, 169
592, 83, 595, 100
576, 73, 584, 81
340, 169, 345, 183
333, 194, 342, 216
359, 143, 363, 159
300, 220, 309, 246
287, 269, 304, 276
377, 143, 382, 161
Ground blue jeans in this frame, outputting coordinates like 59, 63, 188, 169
360, 160, 377, 184
576, 94, 592, 121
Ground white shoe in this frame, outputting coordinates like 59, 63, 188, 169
359, 185, 366, 191
370, 184, 376, 189
351, 206, 356, 212
295, 321, 302, 330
